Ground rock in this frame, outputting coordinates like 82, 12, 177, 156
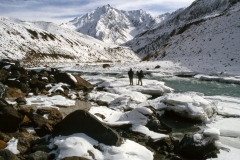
39, 70, 49, 78
7, 80, 30, 93
27, 113, 53, 137
102, 64, 110, 68
176, 134, 219, 159
32, 87, 39, 95
36, 108, 63, 124
19, 76, 29, 83
17, 137, 31, 154
26, 151, 49, 160
15, 97, 27, 105
0, 149, 19, 160
53, 110, 122, 146
18, 107, 34, 117
29, 78, 47, 90
54, 73, 94, 92
48, 75, 56, 83
62, 156, 91, 160
6, 87, 24, 98
0, 82, 6, 98
31, 136, 52, 153
0, 140, 6, 149
10, 66, 28, 77
145, 106, 172, 134
0, 69, 9, 83
0, 99, 23, 132
155, 65, 161, 69
154, 137, 176, 152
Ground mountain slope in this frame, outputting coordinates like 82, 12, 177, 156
123, 0, 240, 73
0, 16, 140, 67
61, 4, 167, 44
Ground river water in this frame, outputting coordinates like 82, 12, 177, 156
75, 71, 240, 97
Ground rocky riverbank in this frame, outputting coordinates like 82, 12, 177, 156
0, 59, 227, 160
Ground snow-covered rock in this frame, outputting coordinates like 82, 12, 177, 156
89, 106, 167, 140
161, 92, 218, 122
5, 138, 20, 154
50, 133, 154, 160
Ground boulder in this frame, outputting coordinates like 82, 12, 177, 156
176, 134, 219, 159
6, 87, 24, 98
0, 82, 6, 98
54, 73, 94, 92
0, 149, 19, 160
0, 99, 23, 132
53, 110, 122, 146
0, 69, 9, 83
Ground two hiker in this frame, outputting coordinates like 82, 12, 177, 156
128, 68, 144, 86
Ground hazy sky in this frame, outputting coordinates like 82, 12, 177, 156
0, 0, 195, 24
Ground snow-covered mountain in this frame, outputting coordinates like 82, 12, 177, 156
61, 4, 167, 44
124, 0, 240, 73
0, 16, 140, 67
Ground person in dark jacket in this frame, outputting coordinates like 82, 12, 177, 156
128, 68, 134, 85
138, 70, 144, 86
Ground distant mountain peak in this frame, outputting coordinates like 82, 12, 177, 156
61, 5, 168, 44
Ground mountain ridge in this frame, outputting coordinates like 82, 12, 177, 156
61, 4, 167, 44
0, 16, 140, 67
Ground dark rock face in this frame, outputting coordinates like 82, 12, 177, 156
0, 82, 6, 98
54, 73, 94, 92
176, 134, 219, 159
53, 110, 122, 146
0, 149, 19, 160
0, 98, 23, 132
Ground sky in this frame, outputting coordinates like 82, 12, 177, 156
0, 0, 196, 24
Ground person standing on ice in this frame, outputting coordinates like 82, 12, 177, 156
136, 71, 140, 85
128, 68, 134, 85
138, 70, 144, 86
